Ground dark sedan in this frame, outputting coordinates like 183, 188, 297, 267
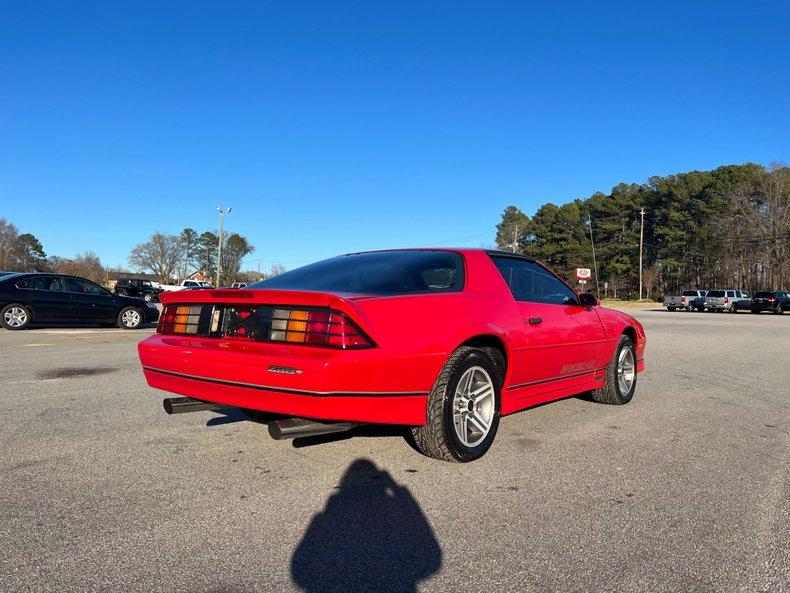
0, 273, 160, 330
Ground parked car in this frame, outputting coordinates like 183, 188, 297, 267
230, 282, 249, 289
704, 289, 751, 313
158, 279, 215, 291
664, 289, 707, 311
750, 291, 789, 314
0, 273, 160, 330
138, 249, 647, 462
114, 278, 165, 302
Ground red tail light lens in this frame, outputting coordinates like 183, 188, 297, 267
680, 297, 686, 304
723, 297, 729, 304
768, 296, 776, 301
267, 308, 373, 348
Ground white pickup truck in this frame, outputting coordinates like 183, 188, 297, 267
157, 280, 215, 292
664, 289, 707, 312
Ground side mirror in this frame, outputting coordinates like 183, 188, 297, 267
577, 293, 599, 307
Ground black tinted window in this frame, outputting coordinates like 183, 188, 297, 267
250, 250, 464, 295
66, 278, 106, 295
681, 290, 699, 296
754, 292, 773, 298
490, 257, 577, 304
707, 290, 724, 297
23, 276, 67, 291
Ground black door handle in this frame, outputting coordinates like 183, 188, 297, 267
526, 317, 543, 325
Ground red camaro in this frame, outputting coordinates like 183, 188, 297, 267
138, 249, 646, 462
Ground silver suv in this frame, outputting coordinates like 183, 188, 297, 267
704, 289, 751, 313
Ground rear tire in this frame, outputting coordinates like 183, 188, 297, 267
1, 303, 32, 330
143, 292, 153, 302
751, 309, 760, 314
117, 306, 143, 329
411, 347, 502, 462
775, 304, 784, 315
667, 306, 676, 312
591, 335, 636, 405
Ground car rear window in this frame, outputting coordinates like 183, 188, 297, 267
249, 250, 464, 295
707, 290, 725, 297
682, 290, 699, 296
753, 292, 774, 298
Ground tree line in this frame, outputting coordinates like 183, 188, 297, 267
495, 163, 790, 299
0, 218, 284, 285
128, 228, 259, 285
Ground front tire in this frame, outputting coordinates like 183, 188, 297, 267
117, 306, 143, 329
775, 304, 784, 315
411, 347, 502, 462
143, 292, 153, 302
1, 303, 32, 330
591, 335, 637, 405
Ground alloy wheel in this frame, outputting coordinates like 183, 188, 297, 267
452, 366, 495, 447
617, 347, 636, 395
122, 309, 141, 328
3, 307, 27, 328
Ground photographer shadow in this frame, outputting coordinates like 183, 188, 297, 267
291, 458, 442, 593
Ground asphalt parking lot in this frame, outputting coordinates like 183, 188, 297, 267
1, 309, 788, 593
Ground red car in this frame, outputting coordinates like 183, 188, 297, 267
138, 249, 646, 462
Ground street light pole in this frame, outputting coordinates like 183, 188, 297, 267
639, 207, 645, 300
216, 205, 231, 286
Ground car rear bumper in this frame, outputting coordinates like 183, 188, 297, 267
751, 302, 777, 311
137, 334, 439, 425
142, 366, 428, 425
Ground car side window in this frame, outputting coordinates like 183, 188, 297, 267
66, 278, 105, 295
490, 257, 578, 305
24, 276, 67, 291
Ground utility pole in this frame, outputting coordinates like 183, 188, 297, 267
216, 205, 231, 286
588, 213, 600, 297
510, 227, 520, 253
639, 207, 645, 300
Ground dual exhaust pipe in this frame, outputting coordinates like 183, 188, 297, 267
162, 397, 358, 440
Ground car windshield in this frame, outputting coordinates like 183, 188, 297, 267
707, 290, 725, 297
249, 250, 464, 295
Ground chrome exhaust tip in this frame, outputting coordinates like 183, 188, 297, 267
268, 417, 359, 440
162, 397, 229, 415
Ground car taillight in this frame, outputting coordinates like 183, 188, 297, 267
158, 305, 219, 335
681, 297, 686, 304
265, 308, 373, 349
768, 296, 776, 301
158, 304, 373, 349
723, 297, 729, 304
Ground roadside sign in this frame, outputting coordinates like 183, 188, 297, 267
575, 268, 591, 279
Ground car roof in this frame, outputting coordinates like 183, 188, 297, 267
6, 272, 104, 283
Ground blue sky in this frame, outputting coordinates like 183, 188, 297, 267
1, 1, 788, 270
